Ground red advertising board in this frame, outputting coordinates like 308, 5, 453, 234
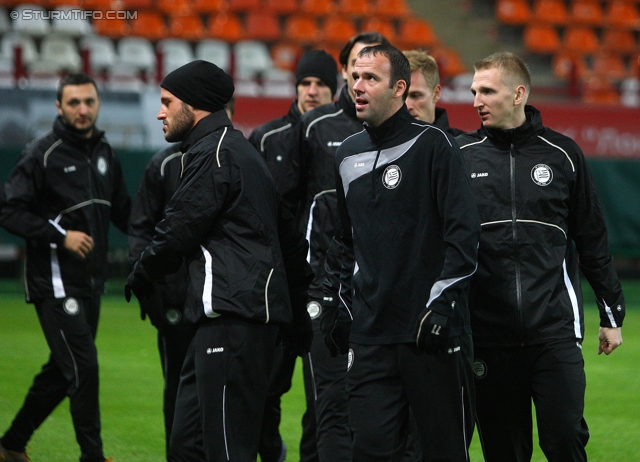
233, 97, 640, 159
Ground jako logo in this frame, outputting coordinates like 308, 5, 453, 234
206, 347, 224, 354
470, 172, 488, 178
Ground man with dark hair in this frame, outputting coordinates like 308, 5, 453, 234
331, 43, 480, 461
403, 49, 463, 136
128, 98, 234, 461
0, 72, 130, 462
294, 32, 389, 462
458, 51, 625, 462
124, 60, 313, 461
249, 49, 338, 462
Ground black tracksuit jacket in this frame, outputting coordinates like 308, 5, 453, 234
0, 116, 131, 301
128, 143, 188, 310
133, 111, 312, 326
334, 106, 481, 345
457, 105, 625, 348
298, 86, 365, 303
248, 100, 304, 217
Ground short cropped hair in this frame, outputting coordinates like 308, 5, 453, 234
403, 50, 440, 89
474, 51, 531, 92
56, 73, 99, 102
339, 32, 390, 67
357, 44, 411, 100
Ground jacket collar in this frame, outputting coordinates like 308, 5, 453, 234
364, 105, 414, 145
288, 99, 303, 121
336, 85, 358, 120
53, 116, 105, 149
180, 110, 232, 153
480, 105, 544, 148
433, 107, 451, 131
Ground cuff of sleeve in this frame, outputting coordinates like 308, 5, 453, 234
48, 220, 66, 245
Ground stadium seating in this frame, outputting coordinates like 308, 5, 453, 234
496, 0, 531, 25
563, 26, 600, 54
39, 34, 82, 72
12, 4, 50, 36
51, 6, 93, 36
523, 24, 562, 54
322, 15, 358, 46
337, 0, 370, 18
244, 11, 282, 42
194, 39, 231, 72
283, 14, 319, 45
602, 28, 636, 55
531, 0, 568, 25
360, 16, 398, 44
157, 38, 195, 77
604, 1, 640, 29
207, 12, 244, 42
80, 34, 118, 74
568, 0, 604, 27
397, 18, 438, 49
168, 13, 206, 41
130, 11, 167, 41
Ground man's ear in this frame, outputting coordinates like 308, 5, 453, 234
395, 79, 407, 99
433, 84, 442, 104
55, 100, 62, 116
514, 84, 527, 106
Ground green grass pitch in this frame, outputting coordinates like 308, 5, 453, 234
1, 278, 639, 461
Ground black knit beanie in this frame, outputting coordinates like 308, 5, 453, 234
160, 60, 234, 113
295, 50, 338, 97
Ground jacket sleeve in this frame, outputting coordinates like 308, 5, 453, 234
109, 151, 132, 235
424, 134, 481, 318
567, 145, 625, 328
136, 146, 229, 281
0, 149, 66, 245
128, 155, 166, 264
277, 200, 314, 317
334, 157, 355, 323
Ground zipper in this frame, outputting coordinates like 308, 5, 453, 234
86, 147, 96, 279
371, 148, 382, 199
509, 143, 524, 344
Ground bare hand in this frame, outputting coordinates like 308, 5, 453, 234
63, 230, 94, 259
598, 327, 622, 355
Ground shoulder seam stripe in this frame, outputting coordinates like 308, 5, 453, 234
43, 139, 63, 167
216, 127, 228, 168
260, 123, 292, 152
306, 109, 344, 138
160, 151, 183, 177
459, 137, 487, 149
537, 135, 575, 172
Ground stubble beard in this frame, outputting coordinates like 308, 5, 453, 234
165, 103, 195, 142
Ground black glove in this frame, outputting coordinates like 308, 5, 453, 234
281, 293, 314, 358
124, 265, 154, 303
415, 309, 450, 354
137, 286, 168, 331
325, 319, 351, 357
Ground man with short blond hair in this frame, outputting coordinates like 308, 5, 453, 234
403, 49, 462, 135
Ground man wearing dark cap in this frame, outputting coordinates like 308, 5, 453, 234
124, 60, 314, 461
249, 49, 337, 462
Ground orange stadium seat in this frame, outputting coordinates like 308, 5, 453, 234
552, 50, 587, 80
117, 0, 154, 9
301, 0, 335, 17
337, 0, 370, 17
582, 75, 620, 104
604, 1, 640, 29
44, 0, 83, 7
228, 0, 261, 12
496, 0, 531, 25
602, 28, 636, 54
531, 0, 568, 25
592, 51, 629, 82
92, 17, 130, 38
130, 10, 167, 40
361, 16, 398, 44
283, 14, 320, 45
82, 0, 115, 10
523, 24, 562, 54
168, 13, 206, 40
192, 0, 228, 14
372, 0, 410, 18
430, 46, 467, 79
270, 41, 303, 72
157, 0, 192, 15
264, 0, 299, 15
563, 26, 600, 54
207, 12, 244, 42
322, 15, 358, 46
398, 18, 438, 49
244, 11, 282, 42
569, 0, 604, 27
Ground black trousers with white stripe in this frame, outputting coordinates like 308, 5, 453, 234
1, 294, 104, 462
347, 335, 475, 462
169, 315, 279, 462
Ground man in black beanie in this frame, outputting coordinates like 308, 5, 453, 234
124, 60, 314, 462
249, 49, 337, 462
